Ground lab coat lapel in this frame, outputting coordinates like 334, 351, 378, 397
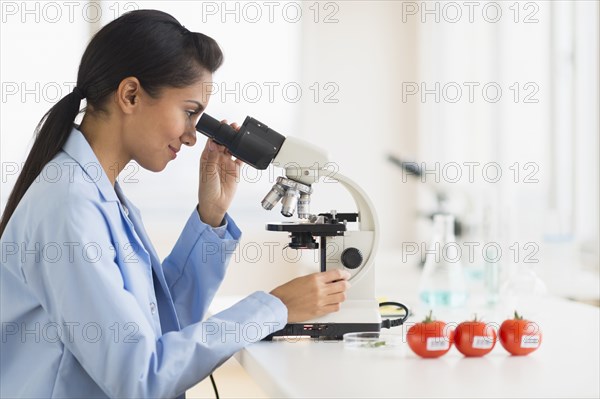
114, 182, 181, 332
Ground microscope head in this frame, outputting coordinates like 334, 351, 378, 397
196, 113, 330, 219
261, 136, 330, 218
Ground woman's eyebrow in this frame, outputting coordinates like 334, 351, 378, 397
184, 100, 205, 111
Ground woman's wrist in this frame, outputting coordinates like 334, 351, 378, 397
196, 204, 225, 228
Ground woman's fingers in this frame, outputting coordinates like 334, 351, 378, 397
324, 292, 347, 306
269, 269, 353, 322
318, 268, 351, 283
324, 279, 351, 295
321, 303, 342, 313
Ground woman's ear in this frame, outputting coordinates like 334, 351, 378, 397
116, 77, 141, 114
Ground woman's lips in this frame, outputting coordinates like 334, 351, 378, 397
168, 145, 178, 159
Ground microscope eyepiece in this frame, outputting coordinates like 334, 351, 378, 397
196, 113, 286, 170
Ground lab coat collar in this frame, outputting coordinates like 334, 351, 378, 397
62, 125, 119, 203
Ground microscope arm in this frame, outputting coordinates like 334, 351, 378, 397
325, 171, 379, 285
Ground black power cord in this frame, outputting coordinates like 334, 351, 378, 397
379, 301, 410, 329
209, 373, 220, 399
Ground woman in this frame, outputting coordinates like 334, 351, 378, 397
0, 9, 350, 398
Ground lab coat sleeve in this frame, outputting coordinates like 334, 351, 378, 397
162, 208, 243, 327
210, 220, 228, 239
20, 192, 287, 398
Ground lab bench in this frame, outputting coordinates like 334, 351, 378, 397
209, 251, 599, 398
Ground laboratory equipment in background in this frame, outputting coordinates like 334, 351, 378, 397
388, 154, 510, 308
417, 214, 468, 308
387, 154, 466, 239
197, 114, 407, 339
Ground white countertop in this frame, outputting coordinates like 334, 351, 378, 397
209, 249, 599, 398
211, 294, 599, 398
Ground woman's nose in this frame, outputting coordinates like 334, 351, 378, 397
181, 128, 197, 147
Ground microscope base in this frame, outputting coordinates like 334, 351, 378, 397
263, 322, 380, 340
263, 299, 382, 340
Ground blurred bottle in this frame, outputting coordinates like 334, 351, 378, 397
418, 214, 468, 308
482, 190, 501, 306
484, 249, 500, 305
500, 263, 547, 317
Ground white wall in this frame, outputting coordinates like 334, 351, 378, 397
1, 2, 89, 188
297, 1, 419, 251
413, 0, 599, 301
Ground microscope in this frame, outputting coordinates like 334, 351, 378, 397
196, 114, 382, 339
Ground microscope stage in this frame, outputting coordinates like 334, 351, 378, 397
266, 222, 346, 235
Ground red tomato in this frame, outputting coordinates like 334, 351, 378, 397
406, 311, 453, 358
454, 317, 497, 357
499, 311, 542, 356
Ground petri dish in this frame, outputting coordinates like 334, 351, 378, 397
343, 332, 402, 349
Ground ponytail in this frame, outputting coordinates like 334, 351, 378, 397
0, 89, 84, 237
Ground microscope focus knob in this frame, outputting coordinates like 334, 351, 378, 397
341, 248, 363, 269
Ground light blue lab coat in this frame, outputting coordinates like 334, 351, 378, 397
0, 127, 287, 398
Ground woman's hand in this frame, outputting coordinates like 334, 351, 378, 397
197, 120, 243, 227
269, 269, 352, 322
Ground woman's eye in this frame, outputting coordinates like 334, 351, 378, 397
186, 111, 196, 118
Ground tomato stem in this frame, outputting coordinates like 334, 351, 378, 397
423, 310, 434, 323
514, 310, 523, 320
